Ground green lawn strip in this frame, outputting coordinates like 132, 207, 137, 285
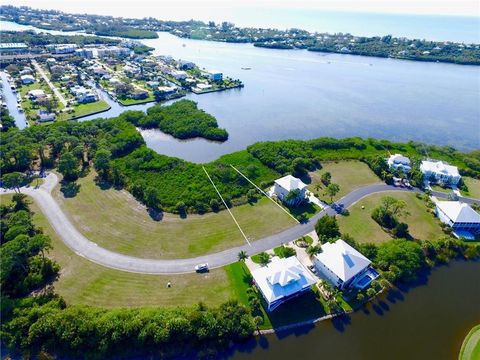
459, 325, 480, 360
338, 192, 443, 243
288, 202, 320, 220
0, 194, 234, 308
462, 178, 480, 199
54, 171, 296, 259
57, 100, 110, 121
308, 160, 382, 202
118, 94, 155, 106
431, 185, 453, 194
250, 254, 264, 264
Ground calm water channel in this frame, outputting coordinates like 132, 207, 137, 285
2, 22, 480, 162
227, 261, 480, 360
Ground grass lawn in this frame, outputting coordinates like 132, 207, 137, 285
1, 194, 236, 308
308, 160, 382, 202
289, 201, 320, 219
459, 325, 480, 360
119, 94, 155, 106
54, 171, 297, 259
337, 192, 443, 243
431, 184, 454, 194
462, 177, 480, 199
57, 100, 110, 121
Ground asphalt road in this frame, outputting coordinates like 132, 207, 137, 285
2, 173, 478, 274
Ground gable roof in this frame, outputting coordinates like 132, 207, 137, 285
436, 201, 480, 223
315, 239, 371, 282
274, 175, 307, 192
251, 256, 316, 304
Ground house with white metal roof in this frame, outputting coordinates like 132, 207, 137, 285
314, 239, 378, 290
387, 154, 411, 173
273, 175, 307, 206
420, 160, 461, 186
251, 256, 316, 311
435, 201, 480, 240
20, 74, 35, 85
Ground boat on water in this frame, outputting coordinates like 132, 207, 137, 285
241, 67, 251, 70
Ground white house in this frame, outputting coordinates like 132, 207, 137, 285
314, 239, 378, 290
420, 160, 461, 186
71, 86, 97, 104
27, 89, 47, 102
387, 154, 411, 173
251, 256, 316, 311
171, 70, 187, 81
20, 74, 35, 84
435, 201, 480, 240
273, 175, 307, 206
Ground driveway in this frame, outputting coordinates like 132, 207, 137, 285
2, 173, 478, 274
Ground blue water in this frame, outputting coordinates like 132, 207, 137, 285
1, 3, 479, 43
220, 9, 480, 43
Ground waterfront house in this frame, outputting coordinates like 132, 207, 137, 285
208, 70, 223, 81
71, 86, 97, 104
420, 160, 461, 186
313, 239, 378, 290
251, 256, 316, 311
387, 154, 411, 173
20, 74, 35, 85
435, 201, 480, 240
273, 175, 307, 206
178, 60, 195, 70
171, 70, 188, 81
130, 90, 149, 100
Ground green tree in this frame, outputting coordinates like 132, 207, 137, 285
58, 152, 78, 180
1, 172, 26, 193
237, 251, 248, 262
315, 216, 340, 243
257, 252, 270, 266
325, 183, 340, 202
306, 244, 322, 257
321, 171, 331, 186
93, 148, 112, 179
376, 239, 425, 282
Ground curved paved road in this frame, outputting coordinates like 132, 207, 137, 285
2, 173, 479, 274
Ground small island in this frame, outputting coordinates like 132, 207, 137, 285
122, 99, 229, 142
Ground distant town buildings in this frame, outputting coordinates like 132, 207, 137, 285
420, 160, 461, 185
208, 70, 223, 81
0, 42, 29, 54
251, 256, 316, 311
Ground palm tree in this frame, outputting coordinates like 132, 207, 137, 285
237, 250, 248, 262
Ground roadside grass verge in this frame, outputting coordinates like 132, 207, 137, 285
337, 191, 443, 243
462, 177, 480, 199
54, 171, 296, 259
459, 325, 480, 360
1, 194, 236, 308
308, 160, 382, 202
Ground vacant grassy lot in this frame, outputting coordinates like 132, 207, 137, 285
1, 194, 235, 308
462, 177, 480, 199
54, 171, 296, 259
337, 192, 443, 243
57, 100, 110, 121
459, 325, 480, 360
309, 161, 382, 202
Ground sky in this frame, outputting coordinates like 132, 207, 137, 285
1, 0, 479, 18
